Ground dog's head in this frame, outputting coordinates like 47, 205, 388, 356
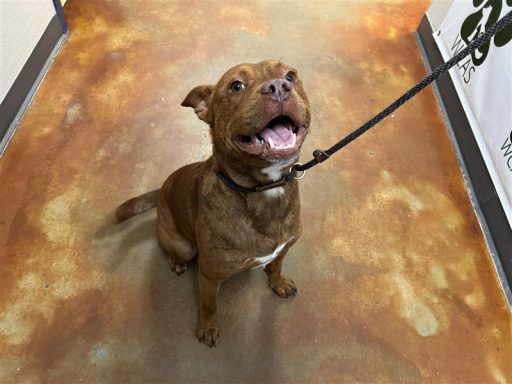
182, 60, 311, 168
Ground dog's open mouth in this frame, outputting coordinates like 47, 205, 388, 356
234, 115, 306, 159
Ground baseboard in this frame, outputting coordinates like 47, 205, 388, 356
0, 14, 67, 156
416, 15, 512, 306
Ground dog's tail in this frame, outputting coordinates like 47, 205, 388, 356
115, 189, 160, 221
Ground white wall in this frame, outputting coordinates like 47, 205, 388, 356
0, 0, 56, 102
427, 0, 455, 31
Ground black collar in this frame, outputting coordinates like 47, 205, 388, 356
217, 172, 294, 193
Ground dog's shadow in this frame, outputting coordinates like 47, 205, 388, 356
93, 210, 161, 272
93, 211, 282, 379
93, 210, 200, 344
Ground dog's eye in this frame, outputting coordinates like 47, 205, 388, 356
230, 80, 245, 92
285, 71, 297, 82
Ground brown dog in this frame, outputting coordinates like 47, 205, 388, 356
116, 60, 311, 347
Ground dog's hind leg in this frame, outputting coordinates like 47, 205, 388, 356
156, 217, 196, 275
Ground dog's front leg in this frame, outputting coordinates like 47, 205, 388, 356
196, 269, 222, 347
264, 244, 298, 298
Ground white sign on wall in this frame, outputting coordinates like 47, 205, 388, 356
434, 0, 512, 228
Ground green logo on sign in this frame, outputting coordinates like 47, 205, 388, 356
460, 0, 512, 66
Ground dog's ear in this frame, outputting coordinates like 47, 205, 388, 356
181, 85, 214, 124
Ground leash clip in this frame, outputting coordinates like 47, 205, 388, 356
313, 149, 330, 163
289, 162, 306, 180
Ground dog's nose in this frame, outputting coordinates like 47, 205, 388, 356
261, 79, 292, 101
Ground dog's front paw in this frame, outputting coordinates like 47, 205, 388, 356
269, 276, 298, 298
196, 323, 220, 348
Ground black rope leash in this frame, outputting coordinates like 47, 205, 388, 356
291, 10, 512, 176
218, 11, 512, 193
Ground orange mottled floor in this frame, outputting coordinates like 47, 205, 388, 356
0, 1, 510, 383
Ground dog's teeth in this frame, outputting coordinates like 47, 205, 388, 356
291, 133, 296, 147
268, 137, 275, 148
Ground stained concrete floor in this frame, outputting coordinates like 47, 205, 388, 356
1, 0, 511, 383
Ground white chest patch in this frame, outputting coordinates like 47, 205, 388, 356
261, 159, 295, 181
252, 238, 293, 269
261, 159, 296, 199
263, 187, 285, 198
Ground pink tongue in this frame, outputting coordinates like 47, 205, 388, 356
259, 124, 293, 146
